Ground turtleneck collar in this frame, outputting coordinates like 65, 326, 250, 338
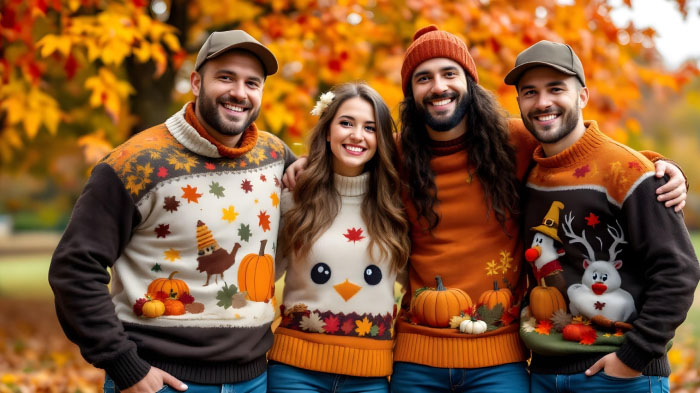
533, 121, 607, 168
334, 172, 369, 197
165, 102, 258, 158
429, 134, 467, 156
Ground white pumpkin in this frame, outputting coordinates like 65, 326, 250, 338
459, 319, 488, 334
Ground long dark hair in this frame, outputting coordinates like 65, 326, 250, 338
280, 82, 410, 272
399, 76, 519, 233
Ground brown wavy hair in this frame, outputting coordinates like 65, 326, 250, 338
399, 76, 520, 233
280, 82, 410, 272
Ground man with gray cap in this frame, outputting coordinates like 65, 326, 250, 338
49, 30, 296, 393
508, 40, 699, 393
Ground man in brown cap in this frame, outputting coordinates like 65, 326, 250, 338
509, 40, 699, 393
50, 30, 295, 393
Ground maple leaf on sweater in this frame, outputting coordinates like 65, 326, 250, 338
222, 206, 239, 223
585, 213, 600, 227
535, 319, 553, 335
341, 319, 355, 335
205, 162, 215, 170
300, 312, 325, 333
260, 174, 267, 182
155, 224, 170, 238
274, 176, 280, 188
270, 192, 279, 208
157, 166, 168, 178
580, 329, 597, 345
209, 181, 225, 198
377, 322, 386, 337
163, 248, 180, 262
241, 179, 253, 193
258, 211, 271, 232
355, 317, 372, 336
181, 185, 202, 203
238, 224, 252, 242
573, 165, 590, 178
323, 315, 340, 333
163, 196, 180, 212
343, 227, 365, 243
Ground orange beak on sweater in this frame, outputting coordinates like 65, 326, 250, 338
334, 279, 362, 301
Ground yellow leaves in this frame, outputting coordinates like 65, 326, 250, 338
78, 131, 113, 166
36, 35, 72, 58
85, 68, 134, 122
0, 81, 61, 140
355, 316, 372, 336
164, 248, 181, 262
222, 206, 239, 223
270, 192, 280, 208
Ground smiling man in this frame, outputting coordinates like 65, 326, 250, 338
49, 30, 295, 393
507, 40, 700, 393
389, 26, 689, 393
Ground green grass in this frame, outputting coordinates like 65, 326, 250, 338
0, 254, 53, 298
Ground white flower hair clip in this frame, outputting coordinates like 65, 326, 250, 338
310, 91, 335, 116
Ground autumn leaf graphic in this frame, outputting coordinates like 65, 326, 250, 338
324, 315, 340, 333
181, 185, 202, 203
260, 174, 267, 182
258, 211, 271, 232
535, 320, 553, 335
270, 192, 279, 208
341, 319, 355, 335
157, 166, 168, 178
343, 227, 365, 243
355, 317, 373, 336
164, 248, 180, 262
154, 224, 170, 238
584, 213, 600, 227
163, 196, 180, 212
241, 179, 253, 193
238, 224, 252, 242
573, 165, 590, 178
205, 162, 215, 170
209, 181, 225, 198
222, 206, 239, 223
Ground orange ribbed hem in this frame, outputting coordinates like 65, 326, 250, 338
268, 327, 394, 377
393, 321, 528, 368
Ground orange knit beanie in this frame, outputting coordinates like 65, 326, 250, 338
401, 25, 479, 95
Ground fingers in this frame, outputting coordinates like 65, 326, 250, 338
654, 161, 668, 178
282, 171, 295, 190
674, 199, 687, 213
656, 175, 683, 197
585, 358, 604, 376
160, 370, 188, 391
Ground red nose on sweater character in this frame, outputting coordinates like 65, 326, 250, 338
525, 247, 541, 262
592, 283, 607, 295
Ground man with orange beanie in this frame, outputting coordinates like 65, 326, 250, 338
390, 25, 688, 392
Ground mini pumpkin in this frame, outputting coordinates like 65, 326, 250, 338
164, 293, 185, 316
142, 299, 165, 318
148, 271, 189, 299
238, 240, 274, 302
478, 280, 513, 310
459, 319, 488, 334
411, 276, 473, 328
530, 278, 566, 322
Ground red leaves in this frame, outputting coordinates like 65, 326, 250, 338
343, 227, 366, 243
163, 196, 180, 213
181, 185, 202, 203
535, 319, 553, 335
258, 210, 271, 232
323, 315, 340, 333
157, 167, 168, 178
573, 165, 591, 178
562, 323, 597, 345
585, 213, 600, 227
154, 224, 171, 238
241, 179, 253, 193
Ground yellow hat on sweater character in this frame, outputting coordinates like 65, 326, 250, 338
196, 220, 220, 256
531, 201, 564, 243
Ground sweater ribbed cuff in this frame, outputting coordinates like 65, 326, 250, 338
97, 349, 151, 390
616, 341, 653, 372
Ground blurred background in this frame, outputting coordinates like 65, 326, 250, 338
1, 0, 699, 392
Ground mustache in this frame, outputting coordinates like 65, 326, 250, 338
422, 91, 459, 105
529, 108, 560, 117
217, 97, 250, 109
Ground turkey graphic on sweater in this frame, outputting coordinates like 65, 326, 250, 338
562, 211, 636, 329
195, 220, 242, 286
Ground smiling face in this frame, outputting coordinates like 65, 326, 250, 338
516, 66, 589, 156
327, 96, 377, 177
191, 50, 265, 147
411, 57, 469, 140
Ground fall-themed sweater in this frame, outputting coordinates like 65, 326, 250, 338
268, 172, 397, 377
49, 103, 295, 389
520, 121, 700, 376
393, 120, 539, 369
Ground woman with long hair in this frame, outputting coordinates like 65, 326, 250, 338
267, 82, 410, 392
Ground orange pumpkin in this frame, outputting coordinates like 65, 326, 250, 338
529, 278, 566, 322
478, 280, 513, 310
142, 299, 165, 318
411, 276, 473, 328
164, 298, 185, 316
148, 271, 189, 299
238, 239, 274, 302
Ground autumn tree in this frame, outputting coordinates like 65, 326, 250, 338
0, 0, 698, 227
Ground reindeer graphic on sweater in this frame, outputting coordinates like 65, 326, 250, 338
562, 211, 637, 324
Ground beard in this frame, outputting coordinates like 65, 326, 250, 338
416, 91, 470, 132
197, 83, 260, 136
522, 101, 580, 144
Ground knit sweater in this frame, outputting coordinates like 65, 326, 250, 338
393, 120, 538, 368
268, 172, 397, 377
49, 103, 295, 389
520, 121, 700, 375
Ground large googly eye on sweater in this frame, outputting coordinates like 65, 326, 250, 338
310, 262, 332, 284
363, 265, 382, 285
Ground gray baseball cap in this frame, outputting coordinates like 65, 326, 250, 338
504, 40, 585, 87
194, 30, 278, 76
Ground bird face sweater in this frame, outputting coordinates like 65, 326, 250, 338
393, 120, 538, 369
49, 103, 295, 389
269, 173, 397, 377
520, 121, 700, 375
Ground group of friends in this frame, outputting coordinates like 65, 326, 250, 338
49, 25, 700, 393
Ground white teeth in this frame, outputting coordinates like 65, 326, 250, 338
345, 145, 364, 153
223, 103, 245, 112
537, 114, 557, 121
432, 99, 451, 106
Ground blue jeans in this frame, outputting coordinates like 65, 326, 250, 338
531, 372, 669, 393
389, 361, 529, 393
103, 372, 266, 393
267, 362, 389, 393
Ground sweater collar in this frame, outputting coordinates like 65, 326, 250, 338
429, 134, 467, 156
164, 102, 258, 158
533, 121, 607, 168
334, 172, 369, 197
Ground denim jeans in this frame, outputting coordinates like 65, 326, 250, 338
267, 362, 389, 393
530, 372, 669, 393
389, 361, 530, 393
103, 372, 266, 393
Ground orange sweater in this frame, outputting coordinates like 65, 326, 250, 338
394, 119, 537, 368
